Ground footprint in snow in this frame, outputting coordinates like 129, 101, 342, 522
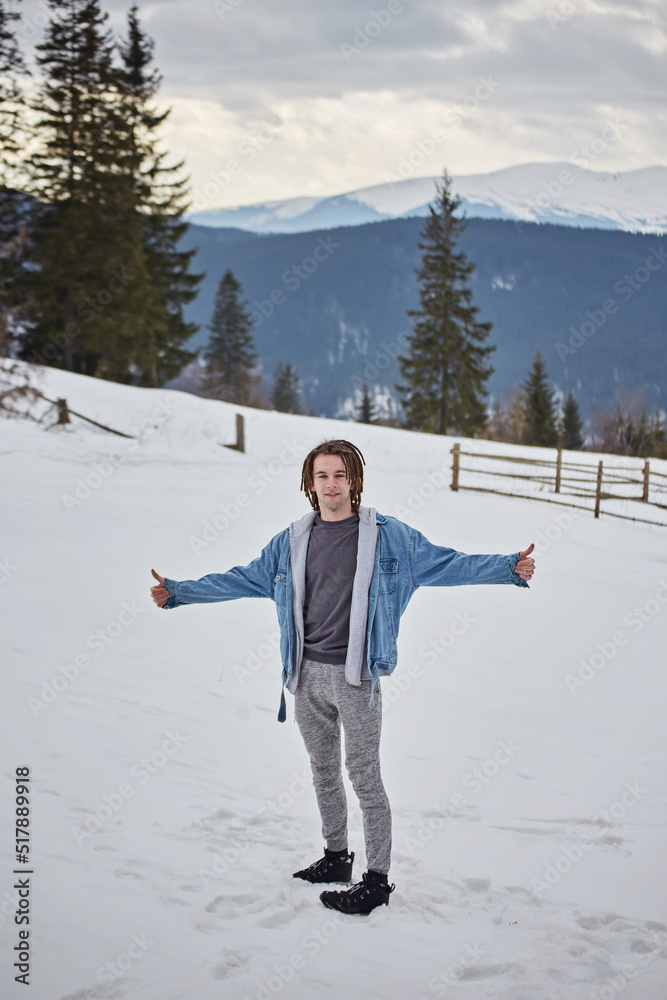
210, 948, 252, 980
60, 980, 138, 999
503, 884, 544, 906
459, 961, 525, 981
576, 911, 630, 931
204, 892, 263, 917
257, 906, 297, 929
463, 877, 491, 892
548, 962, 608, 983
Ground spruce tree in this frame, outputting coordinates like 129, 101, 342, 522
117, 5, 200, 386
356, 381, 377, 424
18, 2, 200, 383
0, 183, 28, 356
20, 0, 144, 375
397, 170, 494, 436
560, 389, 584, 450
202, 269, 257, 404
0, 0, 27, 353
271, 362, 301, 413
522, 350, 559, 447
0, 0, 25, 162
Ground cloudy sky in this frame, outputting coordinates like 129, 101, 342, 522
17, 0, 667, 208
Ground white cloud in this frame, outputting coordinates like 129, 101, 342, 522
15, 0, 667, 206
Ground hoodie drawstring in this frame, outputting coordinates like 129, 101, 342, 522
277, 681, 287, 723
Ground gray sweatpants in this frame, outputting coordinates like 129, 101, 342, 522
294, 657, 392, 874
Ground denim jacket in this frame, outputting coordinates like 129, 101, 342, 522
162, 505, 528, 720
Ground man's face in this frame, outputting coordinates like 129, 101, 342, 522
311, 454, 353, 514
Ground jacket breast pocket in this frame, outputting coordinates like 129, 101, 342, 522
273, 568, 287, 606
378, 557, 398, 595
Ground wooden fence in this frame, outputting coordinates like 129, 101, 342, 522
450, 443, 667, 527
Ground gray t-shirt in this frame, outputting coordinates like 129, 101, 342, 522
303, 511, 369, 674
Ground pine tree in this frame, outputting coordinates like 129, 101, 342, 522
271, 362, 301, 413
0, 0, 25, 162
18, 2, 200, 383
559, 389, 584, 450
117, 5, 200, 386
0, 0, 28, 354
20, 0, 145, 375
522, 350, 559, 447
356, 381, 377, 424
0, 184, 29, 356
202, 269, 257, 404
397, 170, 494, 436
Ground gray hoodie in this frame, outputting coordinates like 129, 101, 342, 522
286, 505, 379, 695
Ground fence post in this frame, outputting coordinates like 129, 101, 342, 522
451, 443, 460, 492
55, 398, 70, 424
642, 460, 650, 502
555, 448, 562, 493
235, 413, 245, 453
224, 413, 245, 453
594, 460, 603, 519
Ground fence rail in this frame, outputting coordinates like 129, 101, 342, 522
450, 444, 667, 527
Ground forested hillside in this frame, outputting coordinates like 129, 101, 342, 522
180, 218, 666, 418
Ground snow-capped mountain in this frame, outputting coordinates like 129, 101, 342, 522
188, 163, 667, 235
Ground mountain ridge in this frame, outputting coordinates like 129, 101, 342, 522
188, 162, 667, 236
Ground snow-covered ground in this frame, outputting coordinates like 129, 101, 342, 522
188, 163, 667, 235
1, 360, 666, 1000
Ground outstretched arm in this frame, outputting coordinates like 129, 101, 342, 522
150, 535, 283, 609
410, 531, 535, 589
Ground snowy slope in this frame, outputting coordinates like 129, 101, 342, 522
1, 360, 666, 1000
188, 163, 667, 235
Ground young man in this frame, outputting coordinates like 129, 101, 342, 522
150, 438, 535, 915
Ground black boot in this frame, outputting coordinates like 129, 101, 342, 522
320, 869, 395, 914
293, 847, 355, 884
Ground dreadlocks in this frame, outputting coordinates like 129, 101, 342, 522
301, 439, 366, 512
